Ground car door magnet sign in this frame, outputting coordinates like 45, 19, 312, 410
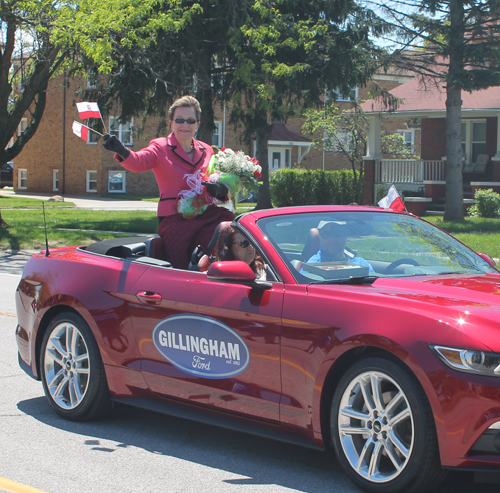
152, 314, 250, 379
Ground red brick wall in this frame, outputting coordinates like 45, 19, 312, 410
421, 119, 446, 160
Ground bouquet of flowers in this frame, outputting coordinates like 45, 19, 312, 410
205, 148, 262, 212
177, 148, 262, 219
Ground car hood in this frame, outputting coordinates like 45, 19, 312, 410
307, 273, 500, 351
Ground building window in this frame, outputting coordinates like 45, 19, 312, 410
397, 130, 415, 152
18, 118, 28, 136
108, 171, 126, 193
272, 152, 281, 169
326, 87, 359, 102
109, 117, 133, 145
211, 121, 222, 147
326, 130, 353, 152
18, 169, 27, 189
86, 170, 98, 192
461, 120, 487, 164
87, 129, 99, 145
53, 170, 59, 191
285, 148, 291, 168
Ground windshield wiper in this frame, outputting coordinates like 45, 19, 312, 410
310, 275, 378, 285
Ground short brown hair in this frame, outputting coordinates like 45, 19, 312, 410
168, 96, 201, 121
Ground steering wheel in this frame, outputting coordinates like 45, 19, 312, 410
384, 258, 420, 274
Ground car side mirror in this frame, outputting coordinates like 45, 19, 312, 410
477, 252, 497, 268
207, 261, 272, 290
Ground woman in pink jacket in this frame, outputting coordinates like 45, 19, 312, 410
102, 96, 234, 269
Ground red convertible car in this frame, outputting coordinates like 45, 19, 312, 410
15, 206, 500, 492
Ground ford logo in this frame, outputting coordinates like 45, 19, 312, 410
152, 314, 250, 379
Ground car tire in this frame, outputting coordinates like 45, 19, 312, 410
330, 357, 446, 493
40, 312, 111, 421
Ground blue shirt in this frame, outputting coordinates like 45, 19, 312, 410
303, 248, 375, 273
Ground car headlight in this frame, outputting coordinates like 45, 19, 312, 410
430, 345, 500, 377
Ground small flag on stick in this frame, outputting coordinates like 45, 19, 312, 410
378, 184, 406, 212
72, 121, 89, 141
76, 101, 102, 120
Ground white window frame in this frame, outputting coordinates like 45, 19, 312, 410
53, 170, 59, 191
18, 118, 28, 136
86, 170, 98, 193
461, 119, 487, 165
108, 170, 126, 193
325, 87, 359, 103
325, 130, 353, 152
18, 169, 27, 189
109, 117, 134, 145
87, 129, 99, 145
397, 129, 415, 153
211, 121, 223, 148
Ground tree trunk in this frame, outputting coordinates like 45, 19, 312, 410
255, 109, 272, 210
444, 83, 464, 221
444, 0, 465, 221
196, 50, 215, 146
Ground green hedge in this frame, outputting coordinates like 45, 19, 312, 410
270, 168, 361, 207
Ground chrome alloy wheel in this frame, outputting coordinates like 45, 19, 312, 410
43, 321, 90, 410
337, 370, 414, 484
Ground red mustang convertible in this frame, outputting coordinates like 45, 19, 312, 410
15, 206, 500, 492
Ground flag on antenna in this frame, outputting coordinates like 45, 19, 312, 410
76, 101, 102, 119
378, 185, 406, 212
72, 121, 89, 141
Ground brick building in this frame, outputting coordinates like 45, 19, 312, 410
10, 70, 412, 196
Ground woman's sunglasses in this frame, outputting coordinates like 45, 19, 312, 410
233, 240, 252, 248
173, 118, 198, 125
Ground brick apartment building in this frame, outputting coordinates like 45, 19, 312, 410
10, 71, 412, 197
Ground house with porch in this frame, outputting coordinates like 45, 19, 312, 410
360, 75, 500, 213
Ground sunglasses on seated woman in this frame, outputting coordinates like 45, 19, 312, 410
232, 240, 252, 248
173, 117, 198, 124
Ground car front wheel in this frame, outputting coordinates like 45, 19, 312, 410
331, 357, 445, 493
40, 312, 110, 421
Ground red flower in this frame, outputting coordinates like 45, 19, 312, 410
254, 170, 262, 178
221, 147, 227, 152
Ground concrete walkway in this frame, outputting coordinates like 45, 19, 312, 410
1, 189, 157, 211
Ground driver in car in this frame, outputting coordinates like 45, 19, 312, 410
305, 221, 374, 272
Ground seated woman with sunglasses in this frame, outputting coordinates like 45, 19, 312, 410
213, 225, 267, 281
304, 220, 374, 273
102, 95, 234, 269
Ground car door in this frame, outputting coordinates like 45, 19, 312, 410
128, 265, 283, 423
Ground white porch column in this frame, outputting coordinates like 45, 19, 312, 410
493, 114, 500, 162
365, 114, 383, 160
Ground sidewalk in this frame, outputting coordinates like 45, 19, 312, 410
1, 189, 157, 211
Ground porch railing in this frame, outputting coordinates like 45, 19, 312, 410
375, 159, 445, 183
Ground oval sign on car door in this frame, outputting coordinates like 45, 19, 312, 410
152, 314, 251, 379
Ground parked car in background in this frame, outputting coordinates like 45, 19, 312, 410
1, 162, 13, 187
15, 205, 500, 493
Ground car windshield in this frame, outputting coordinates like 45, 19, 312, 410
258, 211, 498, 284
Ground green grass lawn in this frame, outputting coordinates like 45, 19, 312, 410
2, 199, 500, 258
0, 202, 258, 251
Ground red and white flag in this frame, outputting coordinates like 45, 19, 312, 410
378, 185, 406, 212
72, 121, 89, 141
76, 101, 101, 119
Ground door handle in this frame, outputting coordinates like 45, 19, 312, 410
136, 291, 162, 305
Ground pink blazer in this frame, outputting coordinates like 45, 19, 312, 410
118, 133, 214, 217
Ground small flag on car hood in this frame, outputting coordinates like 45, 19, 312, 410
378, 185, 406, 212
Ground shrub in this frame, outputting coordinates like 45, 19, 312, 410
270, 168, 360, 207
468, 188, 500, 218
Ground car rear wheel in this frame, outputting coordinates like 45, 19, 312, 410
331, 357, 445, 493
40, 312, 111, 421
